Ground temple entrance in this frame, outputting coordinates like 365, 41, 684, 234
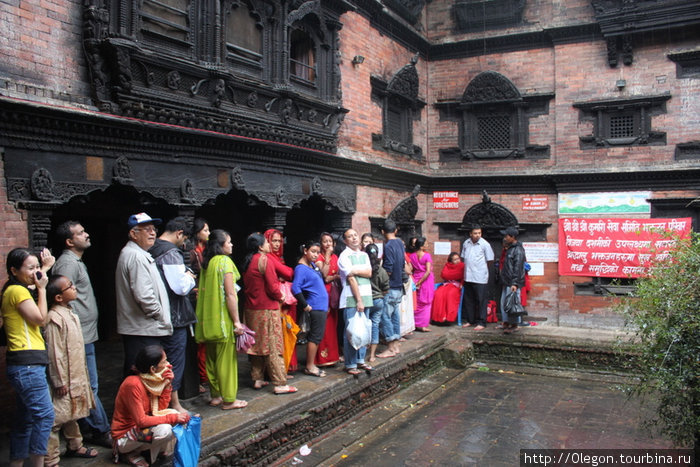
195, 189, 272, 268
459, 192, 520, 312
47, 185, 176, 340
283, 195, 349, 265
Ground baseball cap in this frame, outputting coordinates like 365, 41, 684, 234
499, 226, 519, 237
127, 212, 162, 229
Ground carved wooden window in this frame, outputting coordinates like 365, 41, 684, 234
140, 0, 192, 48
436, 72, 553, 161
290, 29, 316, 85
574, 95, 671, 149
477, 114, 512, 149
370, 56, 425, 159
225, 2, 263, 64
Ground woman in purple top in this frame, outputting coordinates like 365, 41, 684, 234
291, 241, 329, 378
408, 237, 434, 332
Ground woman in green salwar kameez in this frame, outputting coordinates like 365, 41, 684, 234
194, 229, 247, 410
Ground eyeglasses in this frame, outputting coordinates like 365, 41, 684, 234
60, 282, 75, 293
134, 226, 157, 233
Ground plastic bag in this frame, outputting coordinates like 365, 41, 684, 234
173, 415, 201, 467
504, 290, 527, 317
346, 310, 371, 350
236, 324, 256, 353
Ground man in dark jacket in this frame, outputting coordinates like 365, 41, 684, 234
149, 217, 196, 412
499, 226, 526, 333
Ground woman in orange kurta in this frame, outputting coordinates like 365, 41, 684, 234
431, 252, 465, 323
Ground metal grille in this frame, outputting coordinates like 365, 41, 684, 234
609, 114, 635, 138
477, 115, 511, 149
387, 107, 403, 141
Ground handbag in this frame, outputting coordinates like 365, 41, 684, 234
236, 324, 256, 353
346, 310, 371, 350
280, 281, 298, 306
329, 279, 341, 309
173, 415, 201, 467
504, 290, 527, 317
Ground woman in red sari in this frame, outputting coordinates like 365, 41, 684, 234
314, 232, 340, 367
263, 229, 298, 374
431, 252, 464, 323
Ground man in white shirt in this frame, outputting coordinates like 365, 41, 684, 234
338, 229, 373, 375
460, 225, 494, 330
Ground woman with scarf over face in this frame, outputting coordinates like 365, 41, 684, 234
111, 346, 190, 467
431, 252, 465, 323
263, 229, 298, 375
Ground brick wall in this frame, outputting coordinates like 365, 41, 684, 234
0, 0, 91, 105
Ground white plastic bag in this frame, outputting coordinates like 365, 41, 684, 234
346, 310, 371, 350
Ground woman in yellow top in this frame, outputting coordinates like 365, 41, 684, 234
1, 247, 55, 467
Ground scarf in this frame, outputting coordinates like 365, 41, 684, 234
138, 368, 179, 417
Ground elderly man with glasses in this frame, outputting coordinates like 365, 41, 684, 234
115, 213, 172, 377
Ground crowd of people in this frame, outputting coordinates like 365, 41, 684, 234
0, 213, 528, 466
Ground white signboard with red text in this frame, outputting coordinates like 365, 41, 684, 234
433, 191, 459, 209
558, 217, 691, 278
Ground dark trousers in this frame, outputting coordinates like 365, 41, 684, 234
122, 335, 163, 378
461, 282, 488, 326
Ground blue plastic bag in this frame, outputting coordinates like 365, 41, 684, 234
173, 415, 201, 467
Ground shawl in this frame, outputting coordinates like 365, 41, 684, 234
441, 261, 465, 284
264, 228, 285, 262
138, 368, 179, 417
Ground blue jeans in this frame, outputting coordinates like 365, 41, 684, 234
6, 364, 54, 460
79, 343, 111, 435
380, 288, 402, 342
343, 307, 367, 369
369, 298, 385, 345
500, 286, 522, 325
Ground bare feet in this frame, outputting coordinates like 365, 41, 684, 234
416, 327, 431, 332
473, 325, 485, 331
208, 397, 223, 407
222, 400, 247, 410
462, 323, 472, 327
172, 404, 188, 414
377, 350, 395, 358
368, 356, 377, 362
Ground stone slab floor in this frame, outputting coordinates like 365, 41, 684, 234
280, 368, 674, 466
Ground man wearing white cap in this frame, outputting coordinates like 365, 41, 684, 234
115, 212, 172, 376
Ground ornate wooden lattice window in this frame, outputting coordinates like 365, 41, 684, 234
223, 0, 264, 75
140, 0, 193, 51
453, 0, 525, 33
574, 95, 671, 149
289, 29, 316, 85
371, 55, 425, 159
436, 71, 551, 161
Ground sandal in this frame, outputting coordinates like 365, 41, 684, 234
124, 454, 149, 467
222, 400, 248, 410
65, 446, 98, 458
303, 368, 326, 377
253, 380, 270, 390
358, 363, 373, 371
274, 385, 298, 395
345, 368, 362, 375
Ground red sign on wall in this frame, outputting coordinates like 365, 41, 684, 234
433, 191, 459, 209
558, 217, 692, 278
523, 196, 548, 210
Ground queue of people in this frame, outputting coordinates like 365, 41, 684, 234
1, 211, 527, 466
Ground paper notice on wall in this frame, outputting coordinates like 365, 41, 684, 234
433, 242, 452, 256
